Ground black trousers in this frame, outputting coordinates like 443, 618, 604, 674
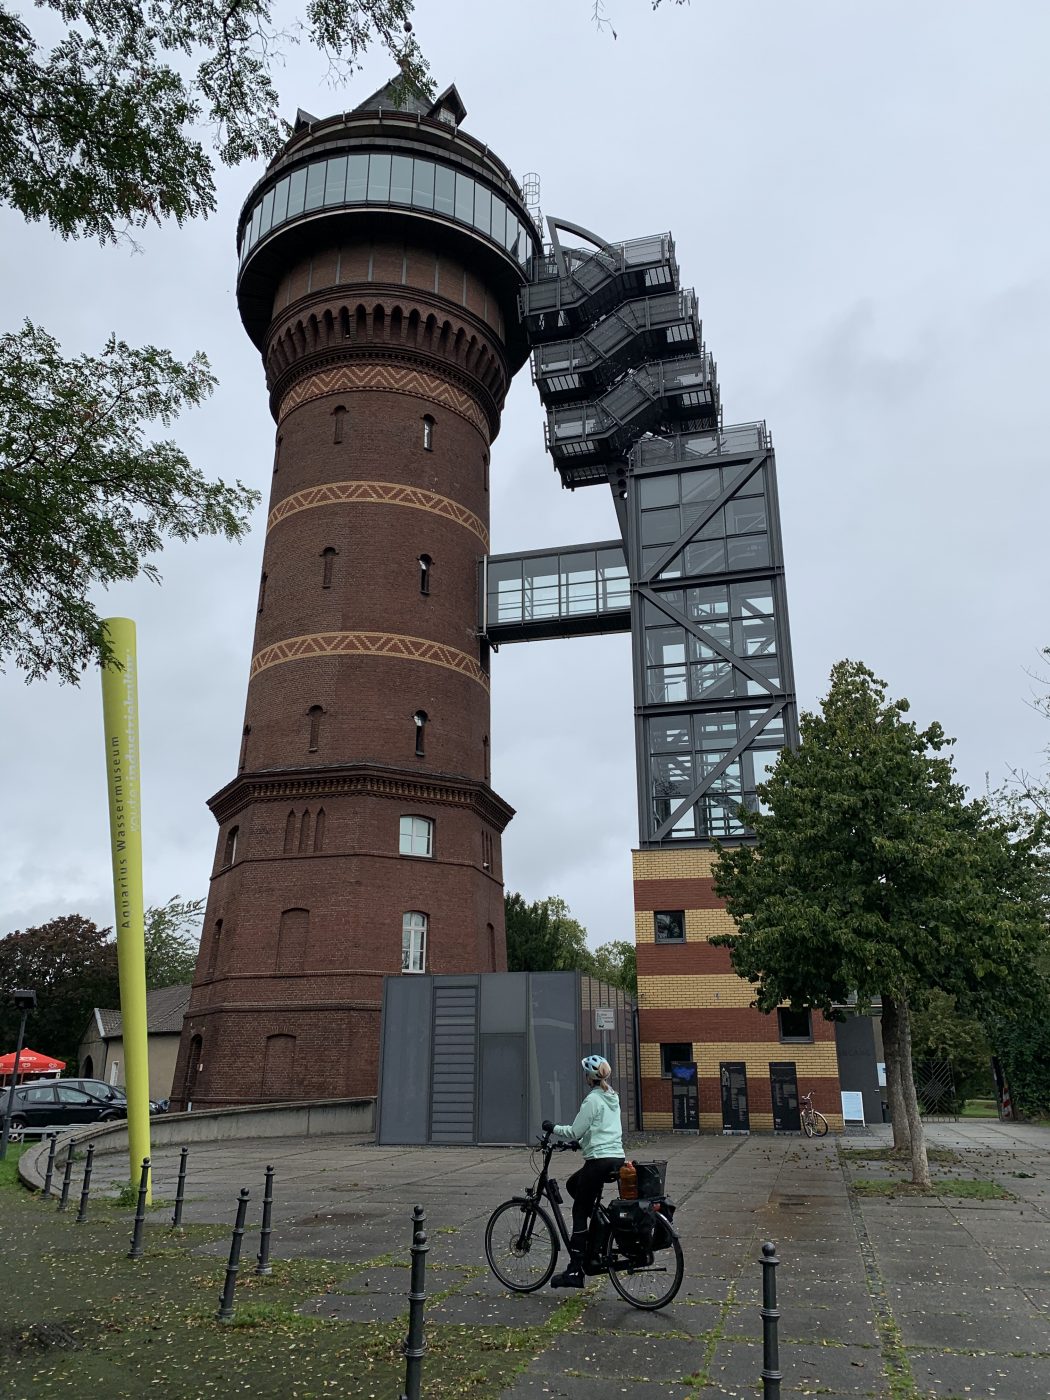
565, 1156, 625, 1238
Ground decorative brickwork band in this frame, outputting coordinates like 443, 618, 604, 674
277, 363, 490, 440
250, 630, 490, 691
267, 480, 489, 549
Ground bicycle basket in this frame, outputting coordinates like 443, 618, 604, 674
635, 1160, 667, 1199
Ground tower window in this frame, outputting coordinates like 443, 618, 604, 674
483, 451, 489, 492
257, 572, 267, 613
399, 815, 434, 858
308, 705, 324, 753
654, 910, 685, 943
483, 733, 490, 780
402, 912, 427, 973
332, 405, 347, 443
418, 554, 431, 596
321, 546, 338, 589
777, 1007, 813, 1042
422, 415, 435, 451
208, 919, 223, 976
238, 724, 251, 773
273, 435, 282, 473
222, 826, 239, 868
413, 710, 428, 758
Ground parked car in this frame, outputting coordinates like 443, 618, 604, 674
2, 1081, 127, 1137
14, 1077, 168, 1115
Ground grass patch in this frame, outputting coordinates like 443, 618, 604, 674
960, 1099, 1000, 1118
216, 1302, 326, 1332
852, 1177, 1012, 1200
0, 1143, 27, 1191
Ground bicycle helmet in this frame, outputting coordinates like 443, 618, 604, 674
582, 1054, 611, 1083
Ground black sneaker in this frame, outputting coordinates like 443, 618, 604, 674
550, 1264, 585, 1289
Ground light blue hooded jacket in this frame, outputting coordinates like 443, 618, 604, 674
554, 1086, 624, 1160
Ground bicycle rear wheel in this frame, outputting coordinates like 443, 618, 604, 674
607, 1238, 684, 1310
810, 1111, 829, 1137
485, 1199, 558, 1292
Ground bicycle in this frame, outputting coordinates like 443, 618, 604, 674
800, 1092, 829, 1137
483, 1128, 684, 1310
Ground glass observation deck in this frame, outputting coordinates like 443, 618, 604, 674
531, 290, 701, 405
482, 543, 631, 644
519, 235, 679, 341
545, 353, 719, 484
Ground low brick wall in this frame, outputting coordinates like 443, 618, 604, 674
18, 1096, 375, 1190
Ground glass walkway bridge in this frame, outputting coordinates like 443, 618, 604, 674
482, 542, 631, 645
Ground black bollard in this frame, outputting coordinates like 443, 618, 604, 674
217, 1188, 251, 1322
127, 1158, 151, 1260
400, 1204, 429, 1400
56, 1147, 75, 1211
75, 1143, 96, 1224
255, 1165, 275, 1276
170, 1147, 189, 1230
760, 1240, 782, 1399
42, 1134, 58, 1198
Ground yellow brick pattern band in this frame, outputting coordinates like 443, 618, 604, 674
267, 479, 489, 548
278, 363, 490, 440
251, 630, 489, 691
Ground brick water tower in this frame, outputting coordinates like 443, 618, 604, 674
172, 81, 538, 1108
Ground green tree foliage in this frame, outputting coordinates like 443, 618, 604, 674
0, 0, 430, 683
143, 895, 203, 989
713, 660, 1046, 1185
0, 324, 258, 680
504, 894, 637, 996
0, 915, 119, 1063
0, 0, 431, 243
909, 989, 995, 1109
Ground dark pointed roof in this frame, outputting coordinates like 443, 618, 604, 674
352, 77, 467, 126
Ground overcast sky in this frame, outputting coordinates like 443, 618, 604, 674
2, 1, 1049, 951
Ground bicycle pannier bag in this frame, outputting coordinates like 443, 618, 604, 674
607, 1199, 656, 1261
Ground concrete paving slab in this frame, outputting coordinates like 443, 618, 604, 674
580, 1299, 721, 1336
708, 1339, 882, 1395
724, 1302, 879, 1346
298, 1291, 408, 1322
895, 1307, 1048, 1351
527, 1332, 701, 1380
498, 1378, 695, 1399
910, 1350, 1050, 1398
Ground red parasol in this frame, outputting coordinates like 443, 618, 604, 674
0, 1048, 66, 1076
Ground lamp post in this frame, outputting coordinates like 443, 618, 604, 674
0, 988, 38, 1160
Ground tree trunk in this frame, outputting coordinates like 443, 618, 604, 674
896, 995, 930, 1188
882, 995, 910, 1156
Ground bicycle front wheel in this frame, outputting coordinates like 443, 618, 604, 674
802, 1113, 815, 1138
810, 1111, 829, 1137
607, 1238, 685, 1310
485, 1199, 558, 1292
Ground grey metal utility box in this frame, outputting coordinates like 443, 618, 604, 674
376, 971, 637, 1146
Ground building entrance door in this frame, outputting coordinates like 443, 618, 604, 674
720, 1061, 749, 1133
769, 1061, 801, 1132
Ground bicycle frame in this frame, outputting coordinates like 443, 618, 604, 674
511, 1139, 576, 1256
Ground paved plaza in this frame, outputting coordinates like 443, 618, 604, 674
103, 1119, 1050, 1398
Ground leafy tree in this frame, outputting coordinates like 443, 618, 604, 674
144, 896, 203, 989
0, 915, 119, 1063
1, 324, 257, 680
712, 660, 1046, 1187
909, 989, 995, 1110
0, 0, 429, 683
589, 939, 637, 996
505, 893, 593, 975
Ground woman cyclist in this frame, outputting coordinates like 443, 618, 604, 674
542, 1054, 624, 1288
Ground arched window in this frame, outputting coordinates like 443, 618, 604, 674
413, 710, 428, 758
273, 435, 282, 473
262, 1033, 296, 1096
184, 1034, 203, 1105
208, 918, 223, 975
483, 733, 490, 780
82, 1055, 94, 1079
399, 815, 433, 858
284, 810, 296, 854
222, 826, 239, 868
422, 414, 435, 451
332, 405, 347, 443
313, 807, 326, 852
321, 546, 338, 589
308, 705, 324, 753
418, 553, 431, 596
257, 572, 267, 613
488, 923, 497, 970
298, 809, 312, 852
277, 908, 309, 972
483, 450, 489, 492
239, 725, 251, 773
402, 912, 427, 973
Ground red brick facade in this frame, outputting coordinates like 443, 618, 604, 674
171, 122, 529, 1108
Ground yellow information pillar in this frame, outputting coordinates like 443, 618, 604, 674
100, 618, 151, 1200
